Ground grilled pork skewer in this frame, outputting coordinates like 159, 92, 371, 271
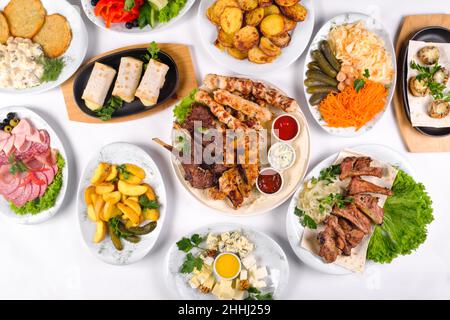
203, 74, 253, 95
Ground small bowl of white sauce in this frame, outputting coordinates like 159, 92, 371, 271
268, 142, 296, 171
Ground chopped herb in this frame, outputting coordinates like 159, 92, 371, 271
95, 96, 123, 121
142, 41, 160, 68
354, 78, 366, 93
245, 287, 273, 300
317, 164, 341, 185
8, 154, 28, 175
410, 61, 450, 101
139, 194, 160, 210
176, 233, 205, 252
319, 193, 353, 210
363, 69, 370, 78
108, 216, 132, 238
117, 164, 132, 180
124, 0, 135, 11
294, 207, 317, 229
39, 56, 65, 83
173, 89, 198, 124
180, 253, 203, 274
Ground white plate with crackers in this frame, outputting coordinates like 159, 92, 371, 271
0, 0, 88, 95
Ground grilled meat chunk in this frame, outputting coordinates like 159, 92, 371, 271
340, 157, 383, 180
348, 177, 393, 196
338, 218, 366, 248
183, 165, 216, 189
353, 194, 384, 225
180, 103, 216, 135
219, 167, 246, 209
318, 216, 342, 263
332, 203, 372, 234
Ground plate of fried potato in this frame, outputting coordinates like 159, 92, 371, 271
0, 0, 88, 95
197, 0, 314, 76
77, 142, 167, 265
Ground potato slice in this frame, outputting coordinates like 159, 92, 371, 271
237, 0, 258, 11
118, 180, 148, 196
245, 7, 264, 26
264, 4, 280, 16
94, 197, 105, 221
93, 221, 107, 243
260, 14, 285, 37
124, 199, 142, 216
84, 186, 96, 206
119, 173, 142, 185
207, 4, 219, 25
279, 3, 307, 22
234, 26, 259, 51
258, 0, 273, 7
283, 16, 297, 31
143, 184, 157, 201
215, 40, 227, 51
87, 204, 97, 222
220, 7, 243, 34
248, 47, 276, 64
91, 163, 111, 185
259, 37, 281, 57
275, 0, 299, 6
213, 0, 239, 22
117, 203, 140, 226
128, 196, 139, 202
124, 164, 146, 179
95, 183, 115, 195
218, 28, 235, 47
103, 191, 121, 204
144, 208, 160, 222
268, 32, 291, 47
105, 165, 118, 182
103, 202, 121, 221
227, 47, 249, 60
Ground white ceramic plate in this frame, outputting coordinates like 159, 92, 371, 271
166, 223, 289, 300
0, 106, 69, 224
81, 0, 196, 34
303, 13, 397, 137
77, 142, 167, 265
197, 0, 315, 76
285, 144, 413, 274
0, 0, 88, 95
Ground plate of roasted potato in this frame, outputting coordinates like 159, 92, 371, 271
77, 142, 166, 265
198, 0, 314, 75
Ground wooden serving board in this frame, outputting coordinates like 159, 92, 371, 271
393, 14, 450, 152
61, 43, 198, 123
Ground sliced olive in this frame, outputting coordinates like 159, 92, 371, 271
6, 112, 16, 120
127, 221, 157, 236
4, 125, 12, 133
9, 118, 19, 127
309, 93, 328, 106
109, 225, 123, 251
124, 235, 141, 243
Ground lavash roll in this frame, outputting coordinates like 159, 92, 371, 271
82, 62, 116, 111
112, 57, 143, 103
135, 59, 169, 107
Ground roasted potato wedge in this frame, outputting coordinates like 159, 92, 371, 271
103, 191, 121, 204
283, 16, 297, 31
91, 163, 111, 185
279, 3, 307, 21
87, 204, 97, 222
268, 32, 291, 47
124, 199, 142, 216
245, 7, 264, 26
218, 28, 235, 47
264, 4, 280, 16
105, 165, 118, 182
237, 0, 258, 11
215, 40, 227, 51
84, 186, 96, 206
260, 14, 285, 37
144, 185, 157, 201
275, 0, 299, 6
93, 221, 107, 243
227, 47, 249, 60
220, 7, 243, 34
118, 203, 140, 226
259, 37, 281, 57
118, 180, 148, 196
258, 0, 273, 7
124, 164, 146, 179
234, 26, 260, 51
103, 202, 121, 221
119, 173, 142, 185
207, 4, 220, 25
212, 0, 239, 22
94, 197, 105, 221
248, 47, 276, 64
144, 208, 160, 221
95, 183, 115, 195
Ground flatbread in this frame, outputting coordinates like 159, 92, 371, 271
4, 0, 46, 38
0, 12, 9, 44
32, 14, 72, 58
300, 149, 398, 273
112, 57, 143, 103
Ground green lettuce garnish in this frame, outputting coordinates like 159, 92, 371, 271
158, 0, 187, 23
173, 88, 197, 124
367, 170, 434, 263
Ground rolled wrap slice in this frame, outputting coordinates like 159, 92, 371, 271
82, 62, 116, 111
135, 59, 169, 107
112, 57, 143, 103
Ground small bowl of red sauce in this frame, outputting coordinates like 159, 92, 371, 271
272, 114, 300, 142
256, 168, 284, 195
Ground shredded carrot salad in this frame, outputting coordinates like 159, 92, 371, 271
318, 80, 388, 130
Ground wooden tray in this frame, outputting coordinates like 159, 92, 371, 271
61, 43, 198, 123
393, 14, 450, 152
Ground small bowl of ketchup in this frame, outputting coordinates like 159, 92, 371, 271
272, 114, 300, 142
256, 168, 284, 196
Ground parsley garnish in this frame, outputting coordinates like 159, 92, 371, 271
8, 154, 28, 175
180, 253, 203, 274
95, 96, 123, 121
142, 41, 160, 68
117, 164, 132, 180
139, 194, 160, 210
294, 207, 317, 229
176, 234, 205, 252
318, 164, 341, 185
245, 287, 273, 300
177, 234, 206, 274
410, 61, 450, 102
318, 193, 353, 213
354, 69, 371, 93
108, 217, 132, 238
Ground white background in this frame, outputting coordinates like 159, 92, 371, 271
1, 0, 450, 299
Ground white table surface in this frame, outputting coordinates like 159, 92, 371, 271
1, 0, 450, 300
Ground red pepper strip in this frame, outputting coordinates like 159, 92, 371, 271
94, 0, 143, 28
30, 173, 46, 186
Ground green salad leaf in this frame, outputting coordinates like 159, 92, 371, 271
173, 88, 198, 124
124, 0, 136, 11
96, 96, 123, 121
158, 0, 187, 23
367, 170, 434, 263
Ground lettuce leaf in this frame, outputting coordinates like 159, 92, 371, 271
158, 0, 187, 23
173, 88, 197, 124
367, 170, 434, 263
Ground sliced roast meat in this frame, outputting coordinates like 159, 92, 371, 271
42, 165, 56, 185
340, 157, 383, 180
0, 171, 26, 196
29, 182, 41, 202
353, 194, 384, 225
35, 172, 48, 197
337, 218, 366, 249
180, 103, 216, 135
182, 164, 216, 189
348, 177, 393, 196
318, 216, 344, 263
332, 203, 372, 234
12, 183, 32, 207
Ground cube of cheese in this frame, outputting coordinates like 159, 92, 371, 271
203, 275, 216, 290
242, 255, 256, 269
203, 256, 214, 266
249, 276, 257, 286
240, 269, 248, 280
220, 287, 235, 300
254, 280, 267, 289
254, 266, 268, 280
233, 289, 248, 300
189, 276, 200, 289
198, 269, 212, 284
211, 283, 221, 298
